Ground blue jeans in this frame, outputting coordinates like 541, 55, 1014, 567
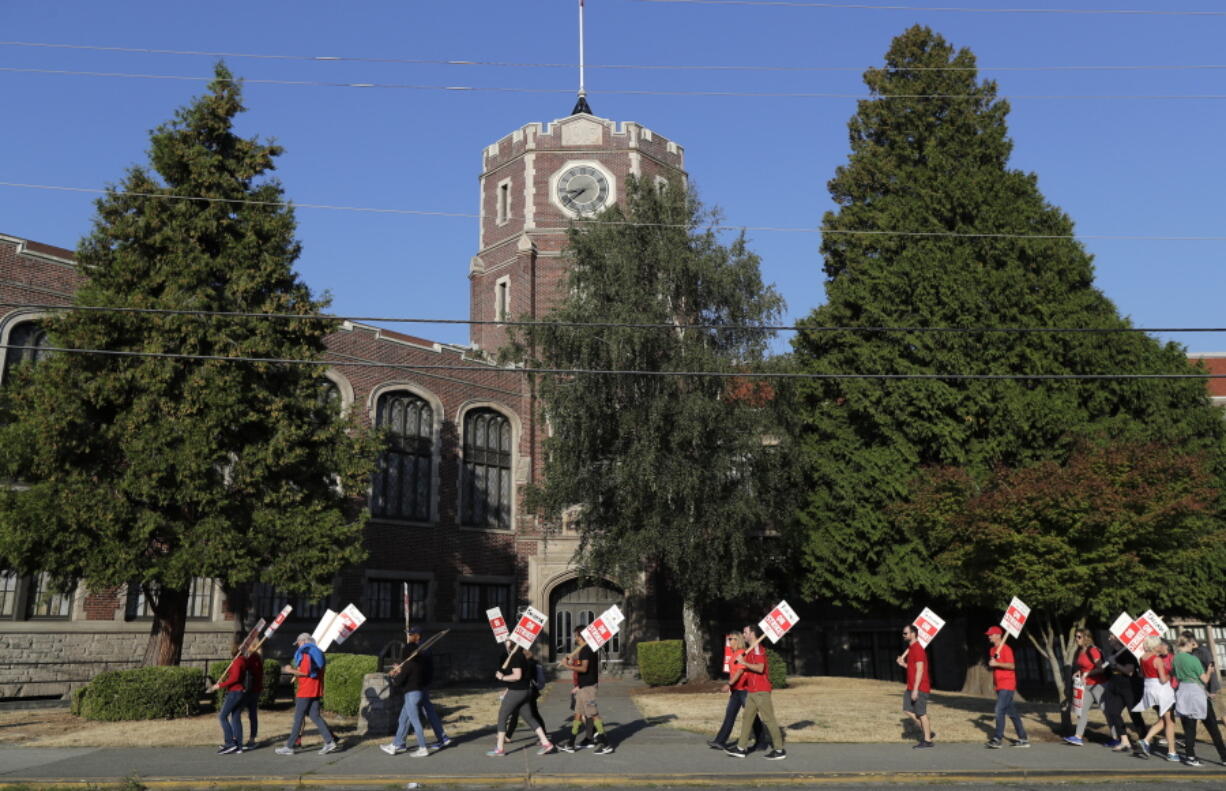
394, 690, 428, 750
994, 689, 1028, 740
714, 689, 764, 747
219, 690, 245, 748
286, 697, 333, 748
418, 689, 447, 742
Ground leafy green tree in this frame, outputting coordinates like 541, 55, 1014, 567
792, 25, 1224, 659
894, 438, 1226, 704
0, 64, 377, 665
511, 179, 794, 681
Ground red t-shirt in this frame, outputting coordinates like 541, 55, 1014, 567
1075, 646, 1103, 686
1141, 654, 1162, 679
729, 649, 752, 691
906, 641, 931, 693
296, 652, 324, 698
740, 645, 772, 693
991, 643, 1017, 691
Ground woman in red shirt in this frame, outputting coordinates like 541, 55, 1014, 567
1064, 629, 1106, 746
1136, 635, 1178, 761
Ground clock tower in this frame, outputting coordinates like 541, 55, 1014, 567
468, 109, 687, 353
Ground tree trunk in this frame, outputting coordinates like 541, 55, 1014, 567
961, 660, 996, 696
142, 585, 189, 666
682, 598, 710, 683
1027, 612, 1082, 733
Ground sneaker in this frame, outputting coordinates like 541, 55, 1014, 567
764, 749, 787, 760
1104, 739, 1121, 749
724, 746, 748, 758
1138, 739, 1151, 755
486, 748, 506, 757
1012, 739, 1031, 749
559, 740, 577, 753
409, 747, 430, 758
1064, 736, 1084, 746
1183, 756, 1203, 767
1164, 752, 1180, 762
706, 739, 725, 750
985, 738, 1004, 749
593, 742, 614, 755
244, 741, 258, 750
380, 743, 406, 756
913, 741, 934, 749
318, 741, 340, 755
537, 741, 556, 755
430, 736, 452, 750
274, 746, 296, 756
217, 745, 239, 755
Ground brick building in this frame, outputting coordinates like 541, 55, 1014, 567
0, 107, 687, 699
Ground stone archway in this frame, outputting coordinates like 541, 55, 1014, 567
548, 577, 624, 664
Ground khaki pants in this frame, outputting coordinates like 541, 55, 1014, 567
738, 691, 783, 750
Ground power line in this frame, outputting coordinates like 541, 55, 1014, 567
6, 301, 1226, 336
5, 40, 1225, 73
2, 342, 1220, 381
634, 0, 1226, 16
5, 182, 1226, 242
5, 66, 1226, 101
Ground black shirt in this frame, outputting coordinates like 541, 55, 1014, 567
501, 648, 531, 690
391, 652, 423, 693
576, 645, 599, 688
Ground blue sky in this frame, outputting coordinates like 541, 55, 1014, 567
3, 0, 1224, 354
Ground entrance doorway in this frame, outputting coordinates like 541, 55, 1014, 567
550, 578, 624, 665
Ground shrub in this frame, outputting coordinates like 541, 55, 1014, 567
79, 666, 205, 721
638, 640, 684, 686
765, 647, 788, 690
70, 684, 89, 716
321, 653, 378, 717
207, 657, 285, 709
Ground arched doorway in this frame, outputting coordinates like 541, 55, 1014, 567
549, 577, 624, 665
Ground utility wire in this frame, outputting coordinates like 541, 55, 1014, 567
5, 40, 1224, 73
5, 182, 1226, 242
5, 66, 1226, 101
2, 342, 1220, 381
6, 302, 1226, 336
634, 0, 1226, 16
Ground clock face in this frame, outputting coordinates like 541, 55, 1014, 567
556, 165, 610, 215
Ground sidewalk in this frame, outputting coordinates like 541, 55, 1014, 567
1, 679, 1223, 787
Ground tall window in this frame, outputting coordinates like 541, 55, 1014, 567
125, 578, 212, 620
364, 578, 428, 622
0, 570, 72, 620
3, 321, 52, 382
458, 582, 510, 622
249, 582, 329, 621
372, 392, 434, 521
462, 409, 512, 530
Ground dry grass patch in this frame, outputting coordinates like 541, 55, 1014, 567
0, 686, 506, 748
633, 677, 1077, 744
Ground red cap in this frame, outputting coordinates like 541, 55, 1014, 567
985, 625, 1005, 636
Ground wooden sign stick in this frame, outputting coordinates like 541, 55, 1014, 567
501, 643, 522, 670
390, 629, 451, 674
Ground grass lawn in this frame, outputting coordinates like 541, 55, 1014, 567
632, 676, 1163, 744
0, 686, 507, 748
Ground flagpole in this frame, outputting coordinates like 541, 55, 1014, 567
572, 0, 592, 114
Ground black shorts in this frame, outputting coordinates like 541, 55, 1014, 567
903, 690, 929, 717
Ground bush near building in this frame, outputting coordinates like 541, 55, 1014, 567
638, 640, 685, 687
320, 653, 379, 717
76, 666, 204, 721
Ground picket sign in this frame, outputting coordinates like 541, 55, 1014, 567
486, 607, 510, 643
1109, 612, 1141, 657
312, 604, 367, 651
312, 609, 339, 645
1000, 597, 1031, 640
510, 605, 548, 651
912, 607, 946, 649
1111, 609, 1168, 659
261, 605, 293, 641
209, 617, 267, 689
402, 582, 412, 632
758, 600, 800, 644
1072, 674, 1086, 718
581, 605, 625, 652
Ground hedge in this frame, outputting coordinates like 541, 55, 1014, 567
765, 647, 788, 689
638, 640, 684, 686
206, 658, 283, 709
320, 653, 379, 717
70, 684, 89, 716
78, 666, 205, 721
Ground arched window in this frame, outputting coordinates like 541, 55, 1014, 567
462, 409, 512, 530
372, 392, 434, 521
3, 321, 52, 383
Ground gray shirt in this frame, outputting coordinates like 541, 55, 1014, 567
1192, 644, 1221, 695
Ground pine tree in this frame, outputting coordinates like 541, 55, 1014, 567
512, 179, 795, 681
0, 64, 377, 665
792, 26, 1224, 611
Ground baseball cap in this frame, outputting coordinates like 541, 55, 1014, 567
295, 632, 313, 642
985, 625, 1005, 637
407, 625, 424, 635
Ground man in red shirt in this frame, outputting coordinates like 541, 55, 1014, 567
724, 625, 786, 761
276, 633, 338, 755
897, 624, 934, 748
986, 625, 1029, 749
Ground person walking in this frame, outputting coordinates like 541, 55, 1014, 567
487, 642, 555, 757
1100, 637, 1146, 756
898, 624, 934, 748
985, 626, 1029, 749
1065, 628, 1107, 746
504, 644, 545, 742
242, 649, 263, 750
381, 631, 432, 758
276, 633, 338, 755
1181, 631, 1226, 763
206, 649, 251, 754
406, 626, 451, 750
1174, 633, 1226, 767
724, 624, 786, 761
1136, 635, 1178, 762
560, 627, 613, 754
709, 632, 763, 752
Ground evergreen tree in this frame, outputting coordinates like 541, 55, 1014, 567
0, 65, 376, 665
792, 27, 1223, 614
512, 179, 794, 681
